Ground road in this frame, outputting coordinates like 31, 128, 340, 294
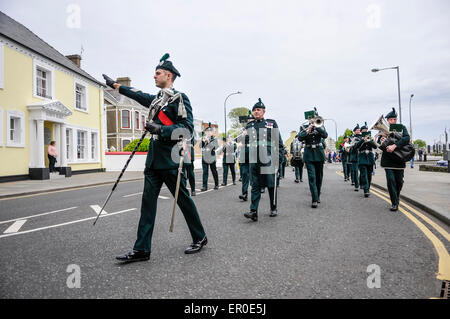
0, 164, 448, 298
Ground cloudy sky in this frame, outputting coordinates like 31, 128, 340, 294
1, 0, 449, 145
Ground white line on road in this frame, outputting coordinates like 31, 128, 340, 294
0, 207, 78, 225
3, 219, 27, 234
90, 205, 108, 215
0, 208, 137, 239
159, 196, 170, 200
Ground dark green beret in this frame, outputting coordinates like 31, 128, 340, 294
385, 107, 397, 119
155, 53, 181, 77
360, 121, 368, 130
252, 98, 265, 110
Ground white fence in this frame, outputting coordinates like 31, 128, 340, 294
104, 153, 222, 171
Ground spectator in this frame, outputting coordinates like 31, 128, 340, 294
47, 141, 58, 173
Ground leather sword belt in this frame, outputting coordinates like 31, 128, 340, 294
306, 143, 322, 149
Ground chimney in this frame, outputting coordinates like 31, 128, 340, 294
116, 77, 131, 87
66, 54, 82, 68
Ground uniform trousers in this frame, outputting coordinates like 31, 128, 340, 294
385, 169, 404, 206
305, 161, 324, 203
134, 168, 206, 252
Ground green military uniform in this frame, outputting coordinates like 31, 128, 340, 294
183, 139, 196, 196
379, 108, 410, 210
297, 119, 328, 205
338, 138, 350, 181
354, 127, 377, 196
237, 126, 251, 200
221, 139, 237, 185
349, 125, 361, 190
290, 139, 304, 182
116, 63, 206, 254
244, 99, 284, 220
201, 131, 219, 190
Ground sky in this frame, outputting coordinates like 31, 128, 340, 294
1, 0, 449, 145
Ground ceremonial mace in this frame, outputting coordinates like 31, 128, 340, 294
93, 131, 147, 226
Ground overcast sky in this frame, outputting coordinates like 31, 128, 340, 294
1, 0, 449, 145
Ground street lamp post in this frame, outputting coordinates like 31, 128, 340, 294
324, 118, 338, 142
224, 91, 242, 138
409, 94, 414, 140
371, 66, 402, 123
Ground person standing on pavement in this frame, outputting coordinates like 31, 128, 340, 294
47, 141, 58, 173
201, 125, 219, 191
220, 136, 237, 186
103, 54, 207, 263
297, 108, 328, 208
378, 108, 411, 211
244, 98, 284, 221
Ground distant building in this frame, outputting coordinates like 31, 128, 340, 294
325, 137, 336, 153
104, 77, 149, 151
0, 11, 105, 181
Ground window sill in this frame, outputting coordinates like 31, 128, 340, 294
74, 107, 89, 114
6, 143, 25, 148
67, 160, 101, 165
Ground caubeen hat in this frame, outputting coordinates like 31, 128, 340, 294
156, 53, 181, 77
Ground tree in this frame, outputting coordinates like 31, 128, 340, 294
413, 139, 426, 149
123, 138, 151, 152
228, 107, 251, 130
335, 129, 353, 149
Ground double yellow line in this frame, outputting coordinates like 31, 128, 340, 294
336, 171, 450, 281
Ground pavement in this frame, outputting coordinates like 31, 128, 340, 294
1, 161, 448, 226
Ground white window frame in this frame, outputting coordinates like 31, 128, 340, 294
121, 138, 131, 151
90, 131, 99, 161
33, 59, 54, 100
0, 109, 3, 146
0, 43, 4, 89
135, 111, 140, 130
6, 110, 25, 148
65, 125, 100, 164
76, 129, 88, 160
66, 128, 73, 162
121, 109, 130, 129
74, 79, 89, 113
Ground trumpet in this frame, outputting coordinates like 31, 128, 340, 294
301, 116, 324, 129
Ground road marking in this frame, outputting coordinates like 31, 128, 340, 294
0, 179, 143, 201
0, 207, 78, 225
371, 189, 450, 242
123, 187, 168, 198
335, 170, 450, 281
0, 208, 137, 239
158, 196, 169, 200
3, 220, 27, 234
370, 188, 450, 281
90, 205, 108, 215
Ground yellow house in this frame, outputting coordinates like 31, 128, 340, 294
0, 11, 106, 181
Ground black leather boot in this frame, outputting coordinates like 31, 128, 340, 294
116, 250, 150, 263
184, 237, 208, 254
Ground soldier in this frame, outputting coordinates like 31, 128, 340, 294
220, 136, 237, 186
297, 108, 328, 208
338, 136, 350, 181
290, 137, 304, 183
279, 148, 288, 179
379, 108, 411, 211
354, 122, 378, 197
201, 125, 219, 191
104, 54, 207, 263
244, 98, 284, 221
184, 137, 197, 196
237, 114, 253, 201
349, 124, 361, 191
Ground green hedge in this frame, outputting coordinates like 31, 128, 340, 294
123, 138, 150, 152
419, 165, 448, 173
